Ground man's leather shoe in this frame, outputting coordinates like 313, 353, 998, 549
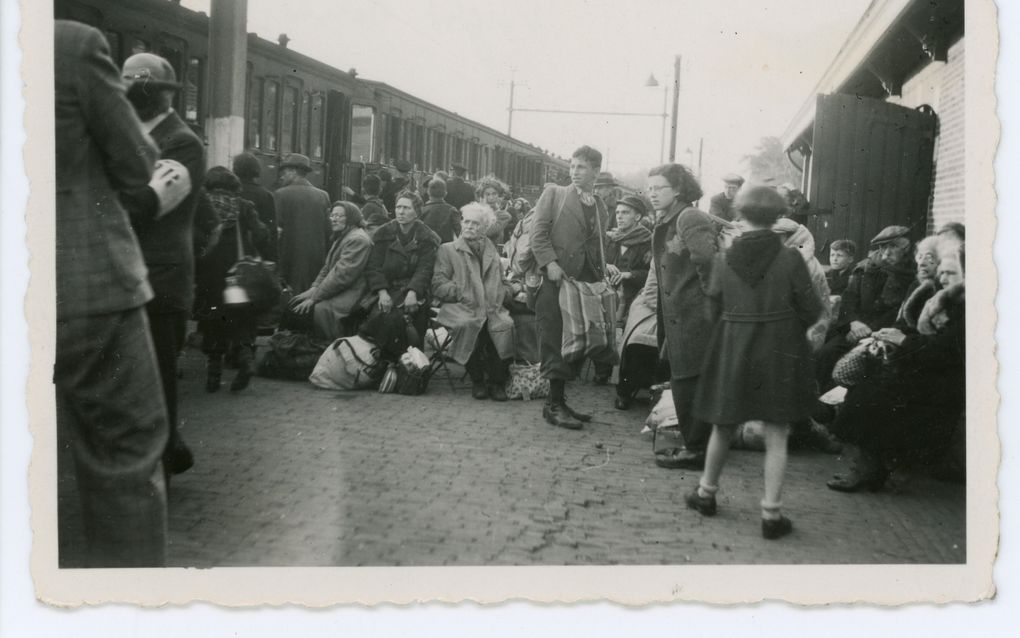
488, 384, 508, 402
762, 516, 794, 540
543, 403, 583, 430
684, 488, 717, 516
164, 442, 194, 476
471, 382, 489, 400
655, 449, 705, 470
614, 396, 631, 410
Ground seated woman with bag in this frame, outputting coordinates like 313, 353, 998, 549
432, 203, 515, 401
827, 245, 966, 493
364, 190, 441, 344
289, 201, 373, 341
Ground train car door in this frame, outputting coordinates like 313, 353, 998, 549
806, 93, 936, 255
323, 90, 351, 200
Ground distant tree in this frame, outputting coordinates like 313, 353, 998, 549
742, 136, 802, 187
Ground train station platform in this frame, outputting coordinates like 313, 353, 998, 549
58, 341, 965, 567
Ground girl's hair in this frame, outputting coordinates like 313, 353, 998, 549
428, 177, 447, 200
204, 165, 241, 192
475, 174, 508, 200
395, 189, 424, 215
830, 239, 857, 256
733, 185, 788, 227
330, 200, 365, 228
647, 163, 703, 204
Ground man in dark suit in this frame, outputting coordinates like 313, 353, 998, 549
121, 52, 207, 479
275, 153, 332, 291
530, 146, 611, 430
708, 173, 744, 222
54, 20, 173, 566
234, 152, 277, 261
380, 158, 415, 213
445, 161, 476, 211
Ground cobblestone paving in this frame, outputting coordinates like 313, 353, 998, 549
154, 345, 965, 567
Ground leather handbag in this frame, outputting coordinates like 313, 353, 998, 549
224, 211, 280, 314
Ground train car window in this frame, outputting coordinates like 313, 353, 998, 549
55, 1, 102, 26
432, 131, 446, 169
248, 74, 263, 149
350, 105, 375, 163
414, 124, 426, 169
184, 57, 202, 124
469, 143, 479, 177
387, 117, 402, 164
104, 31, 122, 66
299, 92, 310, 155
131, 37, 149, 55
280, 85, 299, 153
261, 79, 279, 152
309, 94, 326, 160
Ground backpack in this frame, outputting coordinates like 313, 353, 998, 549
505, 212, 538, 278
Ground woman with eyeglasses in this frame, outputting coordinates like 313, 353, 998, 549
642, 163, 719, 471
289, 201, 373, 340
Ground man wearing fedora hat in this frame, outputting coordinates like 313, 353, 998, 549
275, 152, 331, 292
594, 172, 620, 228
120, 50, 208, 480
446, 161, 476, 211
709, 173, 745, 222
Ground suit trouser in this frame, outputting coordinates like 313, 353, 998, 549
465, 323, 510, 384
535, 278, 584, 381
145, 308, 187, 458
55, 307, 169, 567
671, 375, 712, 452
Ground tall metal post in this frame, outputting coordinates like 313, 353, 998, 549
697, 137, 704, 181
507, 77, 515, 136
659, 85, 667, 164
668, 55, 681, 162
207, 0, 248, 168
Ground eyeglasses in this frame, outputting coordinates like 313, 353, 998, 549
646, 185, 673, 193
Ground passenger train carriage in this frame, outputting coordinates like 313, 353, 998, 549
55, 0, 570, 201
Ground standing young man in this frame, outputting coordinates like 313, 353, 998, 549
530, 146, 611, 430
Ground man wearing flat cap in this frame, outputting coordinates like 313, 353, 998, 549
381, 159, 415, 213
446, 161, 476, 211
815, 224, 916, 389
594, 172, 620, 226
275, 153, 331, 292
708, 173, 745, 222
120, 51, 208, 480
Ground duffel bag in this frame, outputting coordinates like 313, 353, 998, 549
309, 335, 385, 390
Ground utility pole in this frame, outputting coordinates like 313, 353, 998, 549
507, 77, 515, 136
207, 0, 248, 168
668, 55, 681, 162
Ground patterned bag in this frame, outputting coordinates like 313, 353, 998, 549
505, 362, 550, 401
832, 337, 893, 387
558, 278, 619, 365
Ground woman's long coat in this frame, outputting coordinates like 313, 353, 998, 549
649, 200, 719, 379
309, 227, 373, 340
365, 219, 441, 302
432, 236, 515, 365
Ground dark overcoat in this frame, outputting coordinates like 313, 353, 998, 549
126, 110, 206, 314
651, 200, 718, 379
365, 219, 441, 302
240, 181, 277, 260
445, 176, 476, 211
694, 232, 823, 425
421, 200, 462, 243
275, 177, 331, 291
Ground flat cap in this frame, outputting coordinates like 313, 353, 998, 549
594, 171, 617, 187
870, 225, 911, 246
279, 153, 311, 171
394, 159, 413, 173
616, 194, 648, 217
722, 173, 745, 186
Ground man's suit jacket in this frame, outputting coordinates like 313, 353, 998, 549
55, 20, 158, 320
274, 177, 331, 291
530, 184, 610, 279
126, 110, 206, 314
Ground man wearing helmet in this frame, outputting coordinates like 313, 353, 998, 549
120, 52, 208, 481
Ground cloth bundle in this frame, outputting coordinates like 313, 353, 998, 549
558, 278, 619, 366
309, 335, 385, 390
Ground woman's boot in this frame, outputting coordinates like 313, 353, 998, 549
230, 344, 254, 392
205, 354, 223, 393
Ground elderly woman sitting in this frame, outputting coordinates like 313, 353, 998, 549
827, 245, 966, 492
432, 203, 516, 401
289, 201, 373, 341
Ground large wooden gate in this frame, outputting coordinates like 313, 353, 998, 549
806, 94, 937, 256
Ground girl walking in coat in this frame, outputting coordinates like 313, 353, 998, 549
432, 203, 516, 400
289, 201, 373, 340
686, 186, 823, 540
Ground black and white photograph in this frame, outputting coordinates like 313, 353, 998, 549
11, 0, 1002, 609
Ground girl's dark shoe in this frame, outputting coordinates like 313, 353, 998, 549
684, 488, 717, 517
205, 355, 222, 393
762, 516, 793, 540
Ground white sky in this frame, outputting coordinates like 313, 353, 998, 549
181, 0, 872, 191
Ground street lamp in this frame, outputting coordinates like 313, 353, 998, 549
646, 56, 682, 163
645, 73, 668, 164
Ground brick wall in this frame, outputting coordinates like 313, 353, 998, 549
893, 38, 966, 234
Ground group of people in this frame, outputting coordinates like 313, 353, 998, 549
55, 20, 967, 567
